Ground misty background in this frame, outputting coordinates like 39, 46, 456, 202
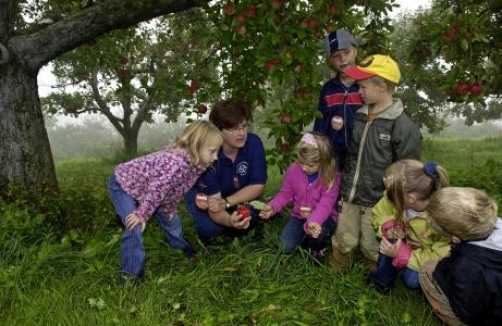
45, 113, 502, 161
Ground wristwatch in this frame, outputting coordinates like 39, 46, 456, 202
224, 198, 231, 209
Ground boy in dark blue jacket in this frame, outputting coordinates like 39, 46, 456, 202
420, 187, 502, 326
314, 29, 363, 171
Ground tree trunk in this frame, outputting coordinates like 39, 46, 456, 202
123, 128, 139, 160
0, 65, 57, 191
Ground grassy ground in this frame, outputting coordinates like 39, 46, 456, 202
1, 137, 501, 325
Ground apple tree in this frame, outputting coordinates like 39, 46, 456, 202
199, 0, 397, 171
0, 0, 209, 194
392, 0, 502, 130
42, 8, 218, 159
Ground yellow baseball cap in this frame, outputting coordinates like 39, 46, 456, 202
343, 54, 401, 84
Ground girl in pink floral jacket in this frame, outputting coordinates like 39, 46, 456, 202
108, 120, 222, 284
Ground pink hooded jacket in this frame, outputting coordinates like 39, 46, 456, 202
268, 163, 342, 230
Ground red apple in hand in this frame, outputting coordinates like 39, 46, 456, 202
237, 205, 251, 221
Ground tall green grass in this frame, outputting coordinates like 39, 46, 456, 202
1, 137, 501, 325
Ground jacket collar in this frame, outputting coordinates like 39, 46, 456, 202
358, 98, 404, 120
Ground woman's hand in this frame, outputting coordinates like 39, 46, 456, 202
230, 211, 251, 229
208, 197, 225, 213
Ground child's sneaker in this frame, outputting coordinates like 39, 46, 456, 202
366, 275, 392, 294
183, 246, 198, 262
309, 247, 329, 264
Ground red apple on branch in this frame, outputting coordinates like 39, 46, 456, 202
246, 6, 258, 17
469, 83, 482, 96
280, 114, 291, 123
272, 0, 283, 9
327, 4, 338, 14
234, 25, 247, 36
234, 12, 246, 23
443, 25, 458, 41
306, 18, 318, 29
280, 143, 289, 153
264, 61, 274, 70
455, 82, 470, 95
197, 105, 208, 114
223, 2, 235, 15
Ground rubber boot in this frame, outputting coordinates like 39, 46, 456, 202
328, 248, 352, 273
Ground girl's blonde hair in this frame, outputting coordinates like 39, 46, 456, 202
427, 187, 498, 241
385, 159, 450, 221
296, 132, 337, 189
175, 120, 222, 165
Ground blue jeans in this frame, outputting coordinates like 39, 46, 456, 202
184, 186, 261, 239
108, 175, 192, 278
279, 217, 336, 254
369, 251, 420, 289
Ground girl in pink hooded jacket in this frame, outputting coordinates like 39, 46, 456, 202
260, 132, 342, 257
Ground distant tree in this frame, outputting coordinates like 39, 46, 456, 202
46, 116, 120, 160
0, 0, 208, 193
43, 9, 217, 158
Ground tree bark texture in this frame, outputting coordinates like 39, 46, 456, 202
0, 65, 57, 190
0, 0, 207, 192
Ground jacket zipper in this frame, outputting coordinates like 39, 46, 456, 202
348, 119, 371, 202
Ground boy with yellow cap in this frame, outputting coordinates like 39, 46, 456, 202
328, 54, 422, 273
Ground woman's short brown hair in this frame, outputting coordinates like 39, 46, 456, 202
209, 99, 252, 130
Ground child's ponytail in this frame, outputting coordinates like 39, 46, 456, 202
384, 159, 450, 222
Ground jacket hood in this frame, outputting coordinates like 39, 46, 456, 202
456, 218, 502, 269
470, 218, 502, 251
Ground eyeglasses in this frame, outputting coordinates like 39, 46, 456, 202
223, 124, 248, 134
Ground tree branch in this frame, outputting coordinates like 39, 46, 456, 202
89, 68, 123, 135
9, 0, 209, 72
